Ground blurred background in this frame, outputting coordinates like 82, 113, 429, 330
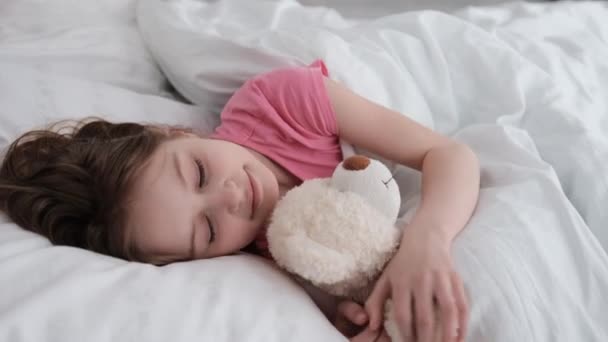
300, 0, 560, 18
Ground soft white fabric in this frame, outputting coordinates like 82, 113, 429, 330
136, 0, 608, 340
137, 0, 355, 115
0, 222, 342, 342
453, 0, 608, 272
0, 64, 218, 145
0, 64, 345, 342
397, 123, 608, 341
0, 0, 167, 94
448, 124, 608, 341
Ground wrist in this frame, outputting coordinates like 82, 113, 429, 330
401, 221, 453, 249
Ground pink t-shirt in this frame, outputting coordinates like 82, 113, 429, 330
210, 60, 342, 182
210, 60, 343, 259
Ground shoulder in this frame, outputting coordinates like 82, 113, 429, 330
220, 60, 337, 136
247, 60, 329, 97
323, 77, 456, 171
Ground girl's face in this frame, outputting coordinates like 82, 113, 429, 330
125, 134, 281, 263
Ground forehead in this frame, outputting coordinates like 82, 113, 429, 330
131, 136, 194, 191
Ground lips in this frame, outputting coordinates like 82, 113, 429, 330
246, 169, 260, 219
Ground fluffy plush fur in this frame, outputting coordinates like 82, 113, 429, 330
268, 177, 399, 300
267, 155, 410, 341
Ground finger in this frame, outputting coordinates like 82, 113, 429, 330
373, 329, 392, 342
334, 314, 355, 338
391, 288, 414, 341
451, 272, 469, 342
350, 326, 381, 342
435, 273, 458, 342
365, 275, 391, 331
414, 272, 434, 342
338, 301, 368, 326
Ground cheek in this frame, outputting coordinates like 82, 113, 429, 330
131, 197, 189, 254
221, 219, 259, 251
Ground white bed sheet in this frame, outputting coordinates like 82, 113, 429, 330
1, 0, 608, 342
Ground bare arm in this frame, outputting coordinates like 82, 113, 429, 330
324, 77, 479, 244
324, 77, 479, 342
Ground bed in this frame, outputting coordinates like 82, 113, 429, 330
1, 0, 607, 341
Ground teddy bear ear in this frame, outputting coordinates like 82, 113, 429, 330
342, 155, 370, 171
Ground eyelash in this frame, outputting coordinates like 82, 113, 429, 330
195, 158, 206, 188
207, 217, 215, 243
195, 158, 215, 243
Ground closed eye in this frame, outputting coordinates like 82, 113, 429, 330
194, 158, 214, 244
207, 216, 215, 243
382, 173, 396, 188
195, 158, 206, 188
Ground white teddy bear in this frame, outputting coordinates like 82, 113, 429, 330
267, 155, 415, 341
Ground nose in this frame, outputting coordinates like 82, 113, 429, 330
205, 179, 245, 215
342, 155, 370, 171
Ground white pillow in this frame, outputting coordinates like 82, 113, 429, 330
136, 0, 351, 115
0, 63, 218, 146
0, 64, 346, 342
0, 0, 167, 95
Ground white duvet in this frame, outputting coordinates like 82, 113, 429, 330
2, 0, 608, 341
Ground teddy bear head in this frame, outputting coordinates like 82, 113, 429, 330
267, 155, 401, 300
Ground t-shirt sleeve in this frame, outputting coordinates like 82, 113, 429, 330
213, 60, 338, 144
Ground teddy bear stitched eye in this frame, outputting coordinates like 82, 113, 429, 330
382, 174, 396, 188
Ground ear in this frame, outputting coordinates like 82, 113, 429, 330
168, 126, 196, 137
151, 125, 197, 138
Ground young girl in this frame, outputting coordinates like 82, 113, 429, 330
0, 60, 479, 342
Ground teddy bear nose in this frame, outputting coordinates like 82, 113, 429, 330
342, 155, 371, 171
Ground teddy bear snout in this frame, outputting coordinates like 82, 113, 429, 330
342, 155, 370, 171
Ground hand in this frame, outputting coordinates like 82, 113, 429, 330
334, 300, 368, 337
334, 300, 391, 342
350, 326, 391, 342
365, 228, 468, 342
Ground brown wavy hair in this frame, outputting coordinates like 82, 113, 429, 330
0, 118, 175, 261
